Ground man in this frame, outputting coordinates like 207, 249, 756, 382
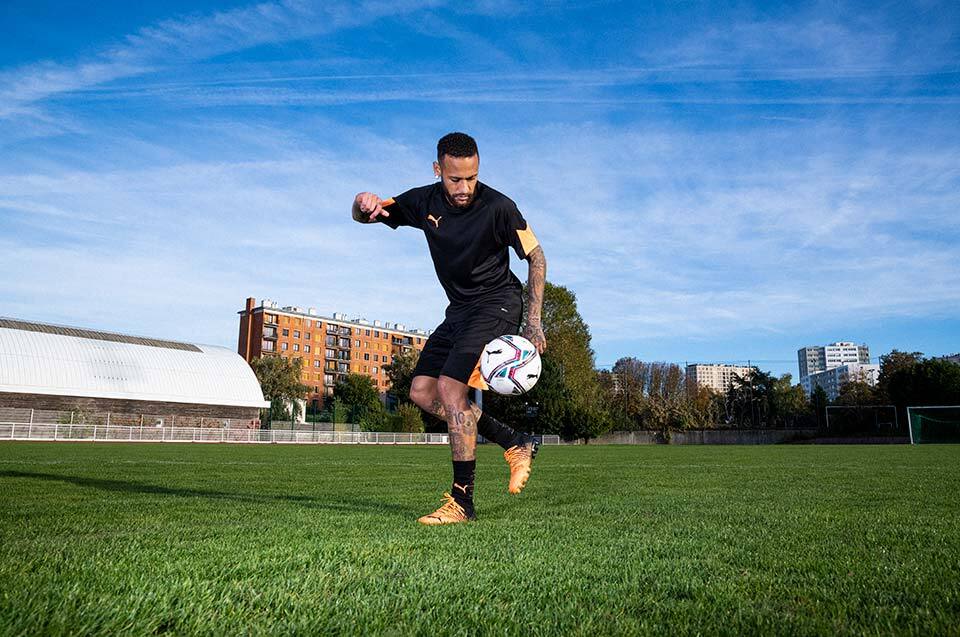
352, 132, 547, 525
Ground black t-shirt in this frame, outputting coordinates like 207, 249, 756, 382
380, 182, 539, 319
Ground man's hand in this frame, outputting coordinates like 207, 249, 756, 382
353, 192, 390, 223
523, 319, 547, 354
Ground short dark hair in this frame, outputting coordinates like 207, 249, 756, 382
437, 132, 478, 161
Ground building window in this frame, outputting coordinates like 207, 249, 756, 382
304, 345, 311, 353
340, 338, 350, 348
326, 348, 335, 358
282, 329, 289, 336
372, 366, 378, 374
262, 340, 275, 351
373, 354, 379, 362
374, 330, 380, 337
313, 360, 320, 368
293, 344, 300, 352
364, 353, 370, 361
355, 339, 361, 347
294, 330, 300, 338
305, 333, 311, 340
326, 336, 336, 346
281, 342, 289, 351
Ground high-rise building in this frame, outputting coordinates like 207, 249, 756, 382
798, 341, 871, 394
686, 363, 753, 393
238, 298, 427, 409
806, 363, 880, 401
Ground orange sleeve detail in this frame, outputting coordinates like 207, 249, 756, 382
516, 225, 540, 257
381, 197, 396, 207
467, 357, 489, 391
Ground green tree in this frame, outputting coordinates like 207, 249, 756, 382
250, 356, 310, 425
332, 374, 384, 428
394, 403, 425, 433
488, 282, 611, 442
835, 377, 880, 407
877, 350, 923, 403
384, 348, 419, 407
726, 369, 810, 428
887, 358, 960, 408
811, 386, 829, 429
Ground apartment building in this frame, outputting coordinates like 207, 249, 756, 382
806, 363, 880, 401
685, 363, 753, 393
798, 341, 871, 394
238, 298, 427, 408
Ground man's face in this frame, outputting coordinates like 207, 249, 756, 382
434, 154, 479, 208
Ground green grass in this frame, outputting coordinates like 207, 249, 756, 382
1, 442, 958, 636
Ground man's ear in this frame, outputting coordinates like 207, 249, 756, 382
433, 161, 441, 179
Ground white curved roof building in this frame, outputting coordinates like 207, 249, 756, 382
0, 318, 268, 414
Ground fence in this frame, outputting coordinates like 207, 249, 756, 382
0, 407, 256, 430
0, 422, 562, 446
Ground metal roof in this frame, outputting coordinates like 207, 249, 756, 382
0, 319, 269, 409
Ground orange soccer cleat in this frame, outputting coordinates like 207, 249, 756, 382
417, 493, 475, 525
504, 437, 540, 494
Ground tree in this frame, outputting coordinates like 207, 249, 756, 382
725, 369, 811, 428
486, 281, 611, 442
394, 403, 425, 433
834, 377, 879, 407
811, 386, 829, 429
877, 350, 923, 403
332, 373, 385, 428
887, 358, 960, 408
384, 348, 419, 408
250, 356, 310, 425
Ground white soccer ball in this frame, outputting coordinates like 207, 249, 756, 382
480, 334, 542, 395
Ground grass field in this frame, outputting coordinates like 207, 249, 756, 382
1, 442, 958, 636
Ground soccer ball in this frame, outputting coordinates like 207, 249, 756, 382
480, 335, 541, 395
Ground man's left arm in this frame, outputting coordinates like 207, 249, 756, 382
523, 245, 547, 353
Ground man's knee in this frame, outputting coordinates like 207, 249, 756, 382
437, 375, 469, 408
409, 377, 436, 409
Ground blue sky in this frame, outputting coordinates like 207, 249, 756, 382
1, 0, 958, 379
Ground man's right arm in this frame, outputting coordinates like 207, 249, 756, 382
352, 192, 391, 224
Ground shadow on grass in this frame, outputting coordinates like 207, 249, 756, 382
0, 470, 415, 517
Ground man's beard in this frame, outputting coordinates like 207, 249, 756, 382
444, 188, 475, 209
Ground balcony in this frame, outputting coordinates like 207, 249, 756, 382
262, 327, 278, 340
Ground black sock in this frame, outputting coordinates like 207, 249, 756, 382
451, 460, 475, 515
477, 412, 525, 450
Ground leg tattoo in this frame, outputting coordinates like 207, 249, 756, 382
445, 403, 478, 461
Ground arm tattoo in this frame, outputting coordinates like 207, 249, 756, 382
524, 246, 547, 350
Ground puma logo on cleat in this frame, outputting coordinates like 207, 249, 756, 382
427, 214, 442, 228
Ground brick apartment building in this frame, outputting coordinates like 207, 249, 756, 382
238, 298, 427, 409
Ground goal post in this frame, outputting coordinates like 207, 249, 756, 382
824, 404, 899, 436
907, 406, 960, 444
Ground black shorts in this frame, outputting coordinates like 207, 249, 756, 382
413, 307, 522, 388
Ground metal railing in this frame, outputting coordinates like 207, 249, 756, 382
0, 422, 562, 446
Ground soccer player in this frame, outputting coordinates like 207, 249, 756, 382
352, 132, 547, 525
